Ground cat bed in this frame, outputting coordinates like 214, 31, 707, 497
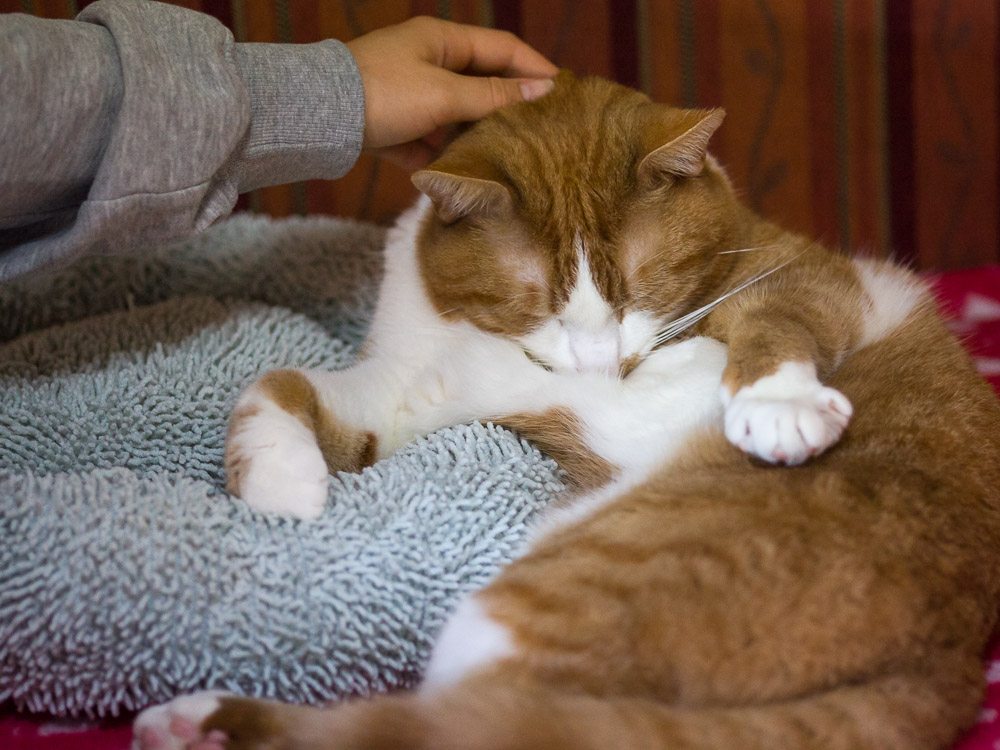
0, 215, 565, 718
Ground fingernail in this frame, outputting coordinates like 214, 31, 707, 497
520, 78, 555, 102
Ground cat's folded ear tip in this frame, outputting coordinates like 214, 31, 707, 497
410, 169, 435, 189
411, 168, 512, 223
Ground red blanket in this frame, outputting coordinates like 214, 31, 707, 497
3, 266, 1000, 750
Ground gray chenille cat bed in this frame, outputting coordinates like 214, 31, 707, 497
0, 215, 564, 718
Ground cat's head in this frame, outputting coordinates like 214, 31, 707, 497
412, 72, 746, 377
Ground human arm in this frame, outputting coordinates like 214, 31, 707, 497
0, 0, 365, 281
0, 3, 556, 281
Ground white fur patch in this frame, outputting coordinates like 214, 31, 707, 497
964, 293, 1000, 323
519, 246, 622, 375
228, 388, 329, 520
619, 310, 661, 364
132, 691, 229, 750
530, 336, 728, 541
723, 361, 852, 465
422, 596, 516, 692
854, 258, 928, 346
517, 243, 668, 376
563, 243, 613, 329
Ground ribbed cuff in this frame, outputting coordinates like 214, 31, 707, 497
231, 39, 365, 192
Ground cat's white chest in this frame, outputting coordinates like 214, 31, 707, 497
580, 336, 727, 475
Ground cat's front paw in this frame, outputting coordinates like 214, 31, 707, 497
722, 361, 852, 465
133, 691, 231, 750
225, 399, 329, 520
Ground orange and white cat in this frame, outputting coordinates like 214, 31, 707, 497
134, 73, 1000, 750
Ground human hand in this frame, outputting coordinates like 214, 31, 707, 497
345, 16, 558, 170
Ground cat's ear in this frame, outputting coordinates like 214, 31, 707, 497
411, 169, 512, 224
638, 108, 725, 186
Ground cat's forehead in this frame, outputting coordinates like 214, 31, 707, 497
467, 79, 650, 230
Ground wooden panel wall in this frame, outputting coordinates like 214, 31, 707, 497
5, 0, 999, 270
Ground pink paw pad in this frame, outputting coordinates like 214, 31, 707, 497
168, 715, 200, 740
133, 691, 231, 750
136, 725, 167, 750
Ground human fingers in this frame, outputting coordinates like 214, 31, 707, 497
437, 71, 555, 123
411, 17, 558, 79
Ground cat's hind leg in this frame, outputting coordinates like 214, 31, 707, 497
132, 657, 981, 750
132, 691, 231, 750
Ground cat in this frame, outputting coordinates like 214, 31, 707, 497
133, 72, 1000, 750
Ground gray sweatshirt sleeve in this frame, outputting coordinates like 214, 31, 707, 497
0, 0, 365, 281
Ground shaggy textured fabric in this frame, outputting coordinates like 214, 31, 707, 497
0, 215, 564, 718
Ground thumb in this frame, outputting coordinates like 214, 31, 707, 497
445, 74, 554, 122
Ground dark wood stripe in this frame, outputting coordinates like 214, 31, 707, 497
492, 0, 522, 38
200, 0, 235, 30
996, 0, 1000, 264
833, 0, 851, 252
229, 0, 246, 41
874, 0, 892, 255
291, 182, 308, 217
844, 0, 883, 255
477, 0, 495, 27
358, 159, 382, 223
609, 0, 639, 89
678, 0, 697, 107
692, 0, 724, 158
635, 0, 652, 95
805, 0, 839, 246
645, 0, 682, 105
550, 1, 579, 67
884, 0, 916, 266
274, 0, 291, 42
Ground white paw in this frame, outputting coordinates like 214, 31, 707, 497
723, 362, 852, 465
132, 691, 231, 750
229, 405, 329, 520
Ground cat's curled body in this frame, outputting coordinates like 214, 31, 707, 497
135, 74, 1000, 750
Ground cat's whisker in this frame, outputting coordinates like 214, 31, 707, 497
653, 253, 804, 345
625, 249, 673, 282
498, 291, 548, 302
716, 244, 782, 255
626, 290, 670, 307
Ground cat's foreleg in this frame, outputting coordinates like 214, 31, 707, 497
223, 331, 541, 518
224, 363, 396, 519
700, 254, 863, 465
